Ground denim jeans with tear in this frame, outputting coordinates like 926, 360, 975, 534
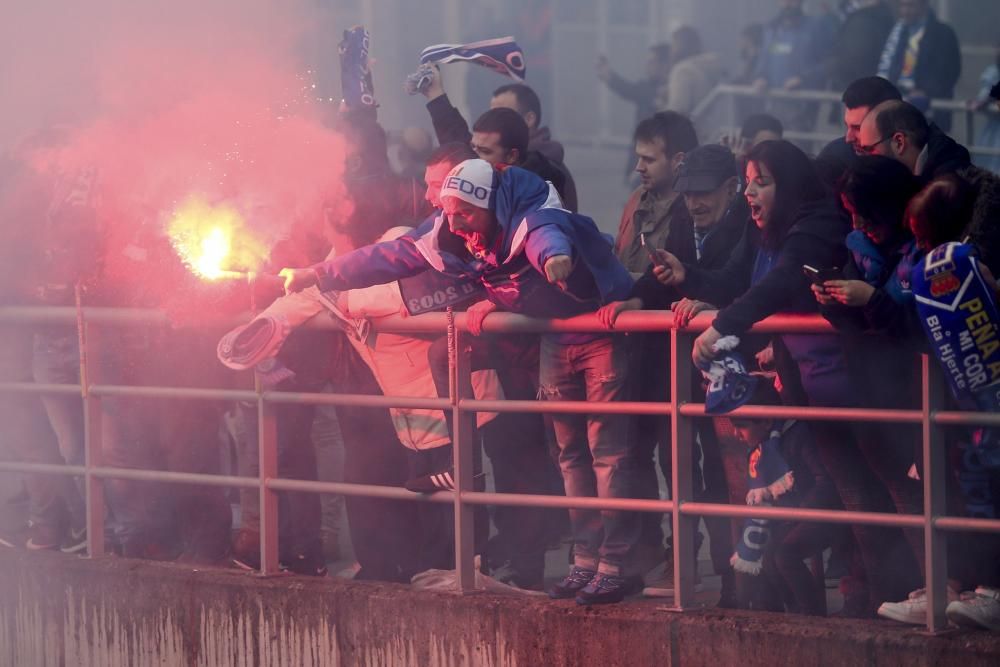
539, 334, 639, 576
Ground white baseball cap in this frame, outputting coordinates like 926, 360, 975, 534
439, 159, 495, 210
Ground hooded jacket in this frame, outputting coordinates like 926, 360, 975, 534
425, 94, 578, 212
311, 166, 632, 322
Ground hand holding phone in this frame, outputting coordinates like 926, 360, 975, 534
641, 233, 665, 268
802, 264, 840, 286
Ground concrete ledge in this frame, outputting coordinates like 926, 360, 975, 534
1, 550, 999, 666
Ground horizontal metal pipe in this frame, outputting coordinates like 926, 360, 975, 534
90, 384, 259, 401
934, 516, 1000, 534
0, 382, 82, 396
0, 306, 841, 335
3, 455, 997, 534
461, 491, 676, 513
266, 478, 452, 503
263, 391, 450, 411
88, 466, 260, 489
679, 403, 923, 424
0, 461, 87, 476
932, 411, 1000, 427
0, 306, 170, 326
459, 399, 672, 416
681, 501, 926, 528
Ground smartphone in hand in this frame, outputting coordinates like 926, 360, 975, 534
802, 264, 841, 285
641, 233, 665, 268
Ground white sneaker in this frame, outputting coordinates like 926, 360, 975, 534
877, 587, 960, 625
946, 587, 1000, 631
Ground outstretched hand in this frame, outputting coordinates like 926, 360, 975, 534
279, 267, 318, 294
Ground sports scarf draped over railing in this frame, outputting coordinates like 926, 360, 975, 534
732, 421, 796, 576
405, 36, 526, 95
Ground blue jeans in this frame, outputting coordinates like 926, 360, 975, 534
539, 334, 639, 576
32, 328, 86, 528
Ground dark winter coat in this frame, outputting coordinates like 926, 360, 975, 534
425, 94, 578, 212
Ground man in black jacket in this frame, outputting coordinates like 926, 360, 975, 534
417, 66, 577, 211
598, 144, 748, 606
858, 99, 970, 180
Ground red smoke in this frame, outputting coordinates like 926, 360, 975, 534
2, 0, 350, 310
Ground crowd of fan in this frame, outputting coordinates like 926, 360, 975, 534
2, 0, 1000, 634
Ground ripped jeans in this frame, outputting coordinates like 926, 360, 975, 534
539, 334, 639, 576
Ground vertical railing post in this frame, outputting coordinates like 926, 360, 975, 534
76, 287, 105, 558
669, 326, 696, 608
448, 308, 477, 591
921, 355, 948, 631
257, 388, 280, 575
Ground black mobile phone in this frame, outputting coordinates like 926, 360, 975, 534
802, 264, 840, 285
641, 233, 665, 268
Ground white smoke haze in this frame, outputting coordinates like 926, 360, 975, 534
1, 0, 350, 287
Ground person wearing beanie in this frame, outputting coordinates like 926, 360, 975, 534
280, 159, 645, 605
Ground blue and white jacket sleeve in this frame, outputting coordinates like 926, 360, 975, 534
522, 221, 574, 275
310, 239, 430, 292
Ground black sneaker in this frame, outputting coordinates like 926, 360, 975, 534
575, 573, 643, 606
61, 526, 88, 555
25, 521, 61, 551
281, 552, 329, 577
548, 566, 596, 599
404, 468, 485, 493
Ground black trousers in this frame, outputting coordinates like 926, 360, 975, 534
428, 333, 552, 581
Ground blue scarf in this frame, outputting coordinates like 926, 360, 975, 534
912, 242, 1000, 467
732, 421, 796, 576
406, 37, 526, 94
339, 26, 376, 111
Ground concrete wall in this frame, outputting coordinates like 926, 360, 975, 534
2, 550, 1000, 667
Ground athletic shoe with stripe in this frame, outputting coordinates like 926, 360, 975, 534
404, 468, 484, 493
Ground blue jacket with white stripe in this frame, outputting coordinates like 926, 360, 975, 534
310, 166, 632, 320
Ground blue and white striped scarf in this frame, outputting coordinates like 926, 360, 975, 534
406, 37, 526, 94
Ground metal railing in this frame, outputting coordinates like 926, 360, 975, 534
699, 84, 1000, 160
578, 83, 1000, 161
0, 303, 998, 633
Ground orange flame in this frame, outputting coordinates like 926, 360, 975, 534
168, 197, 262, 280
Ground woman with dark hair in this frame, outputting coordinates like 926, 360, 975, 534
655, 140, 848, 405
812, 156, 929, 623
655, 140, 919, 616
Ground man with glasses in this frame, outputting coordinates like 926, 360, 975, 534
856, 100, 970, 181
